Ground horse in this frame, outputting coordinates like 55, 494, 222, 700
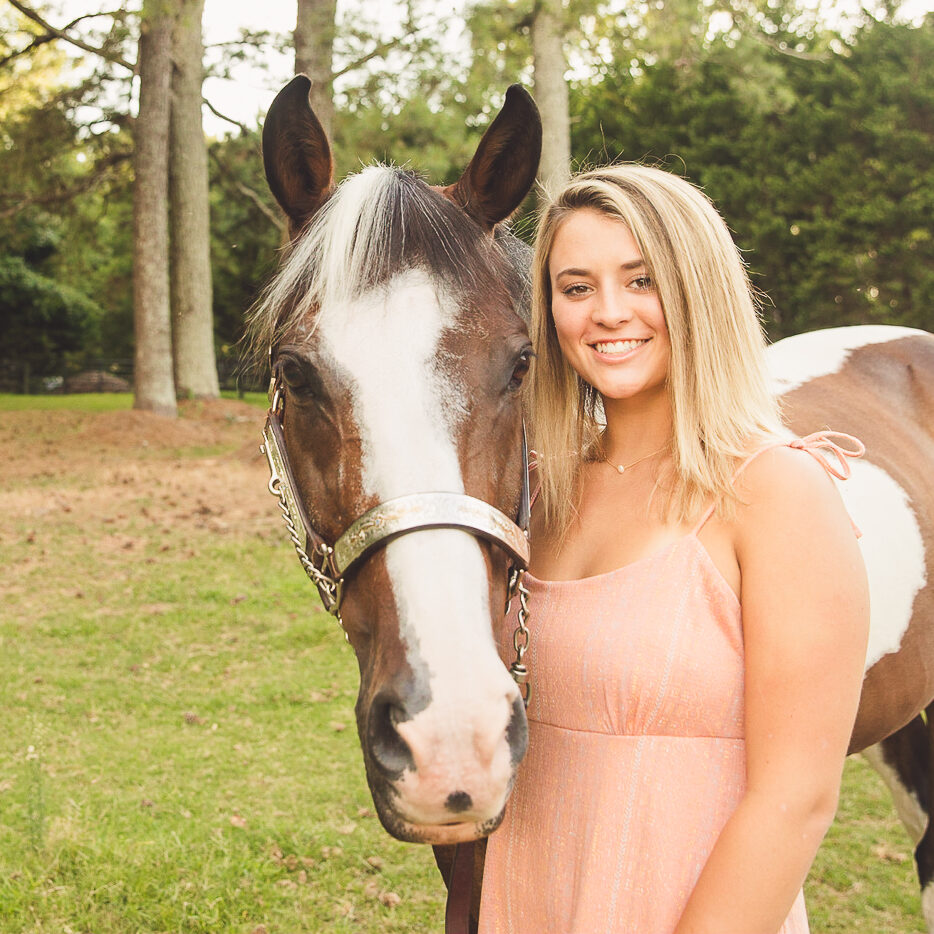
251, 75, 542, 851
768, 324, 934, 929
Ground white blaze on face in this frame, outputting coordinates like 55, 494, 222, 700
318, 268, 516, 820
768, 327, 929, 671
768, 325, 927, 395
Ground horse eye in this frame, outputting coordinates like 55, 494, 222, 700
279, 358, 316, 398
280, 359, 304, 386
508, 349, 533, 391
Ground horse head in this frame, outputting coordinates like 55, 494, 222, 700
255, 76, 542, 844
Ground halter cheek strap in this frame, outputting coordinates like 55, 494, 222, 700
262, 403, 344, 613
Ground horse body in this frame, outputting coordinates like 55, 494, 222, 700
769, 325, 934, 925
255, 77, 542, 844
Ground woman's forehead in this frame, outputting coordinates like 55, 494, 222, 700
549, 209, 644, 270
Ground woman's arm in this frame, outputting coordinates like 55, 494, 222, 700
674, 446, 870, 934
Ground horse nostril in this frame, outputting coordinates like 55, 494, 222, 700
368, 695, 415, 778
445, 790, 473, 814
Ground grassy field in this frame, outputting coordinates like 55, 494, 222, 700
0, 394, 925, 932
0, 392, 268, 413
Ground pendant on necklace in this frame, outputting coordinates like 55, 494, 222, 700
601, 440, 670, 475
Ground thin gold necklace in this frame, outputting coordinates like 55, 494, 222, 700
600, 441, 669, 474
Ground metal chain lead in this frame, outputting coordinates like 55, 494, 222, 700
267, 472, 345, 626
506, 566, 532, 708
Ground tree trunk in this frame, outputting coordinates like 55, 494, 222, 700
133, 0, 177, 417
531, 0, 571, 200
294, 0, 337, 139
170, 0, 219, 399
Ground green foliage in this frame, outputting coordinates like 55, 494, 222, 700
0, 11, 135, 381
570, 15, 934, 337
0, 255, 101, 389
207, 132, 281, 375
1, 0, 931, 387
334, 96, 475, 185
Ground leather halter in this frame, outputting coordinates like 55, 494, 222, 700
260, 374, 532, 622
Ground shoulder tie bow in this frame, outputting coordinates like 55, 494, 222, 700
788, 431, 865, 480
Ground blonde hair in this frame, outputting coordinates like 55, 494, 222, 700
529, 164, 782, 535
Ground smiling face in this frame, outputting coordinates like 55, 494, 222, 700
548, 208, 670, 407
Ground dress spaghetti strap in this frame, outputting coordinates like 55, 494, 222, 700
691, 431, 865, 536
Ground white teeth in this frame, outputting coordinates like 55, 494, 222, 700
594, 339, 648, 355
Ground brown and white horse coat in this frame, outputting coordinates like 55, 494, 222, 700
769, 325, 934, 924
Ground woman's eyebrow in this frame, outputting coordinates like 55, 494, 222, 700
554, 258, 646, 279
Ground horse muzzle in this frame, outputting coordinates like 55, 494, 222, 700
361, 681, 528, 843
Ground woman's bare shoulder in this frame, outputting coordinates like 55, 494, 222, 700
732, 441, 855, 547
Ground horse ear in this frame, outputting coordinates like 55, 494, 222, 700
442, 85, 542, 231
262, 75, 334, 236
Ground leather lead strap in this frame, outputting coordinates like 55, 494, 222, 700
445, 841, 476, 934
517, 422, 531, 533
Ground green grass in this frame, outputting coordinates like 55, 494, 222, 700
0, 392, 134, 412
0, 540, 445, 934
0, 391, 267, 412
0, 403, 444, 933
222, 391, 267, 408
0, 399, 926, 932
808, 756, 925, 932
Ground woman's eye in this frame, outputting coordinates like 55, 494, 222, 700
561, 284, 589, 297
631, 275, 654, 291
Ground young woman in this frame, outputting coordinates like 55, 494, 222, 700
478, 165, 870, 933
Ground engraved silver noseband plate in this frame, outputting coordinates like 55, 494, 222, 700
333, 491, 530, 576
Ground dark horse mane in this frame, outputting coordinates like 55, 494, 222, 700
248, 165, 531, 361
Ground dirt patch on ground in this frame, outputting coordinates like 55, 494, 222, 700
0, 399, 263, 474
76, 398, 263, 450
0, 400, 280, 562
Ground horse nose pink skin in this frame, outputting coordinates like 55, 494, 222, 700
368, 689, 519, 778
394, 688, 522, 788
468, 691, 519, 769
368, 687, 526, 820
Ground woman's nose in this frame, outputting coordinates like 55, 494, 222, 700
591, 288, 632, 327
